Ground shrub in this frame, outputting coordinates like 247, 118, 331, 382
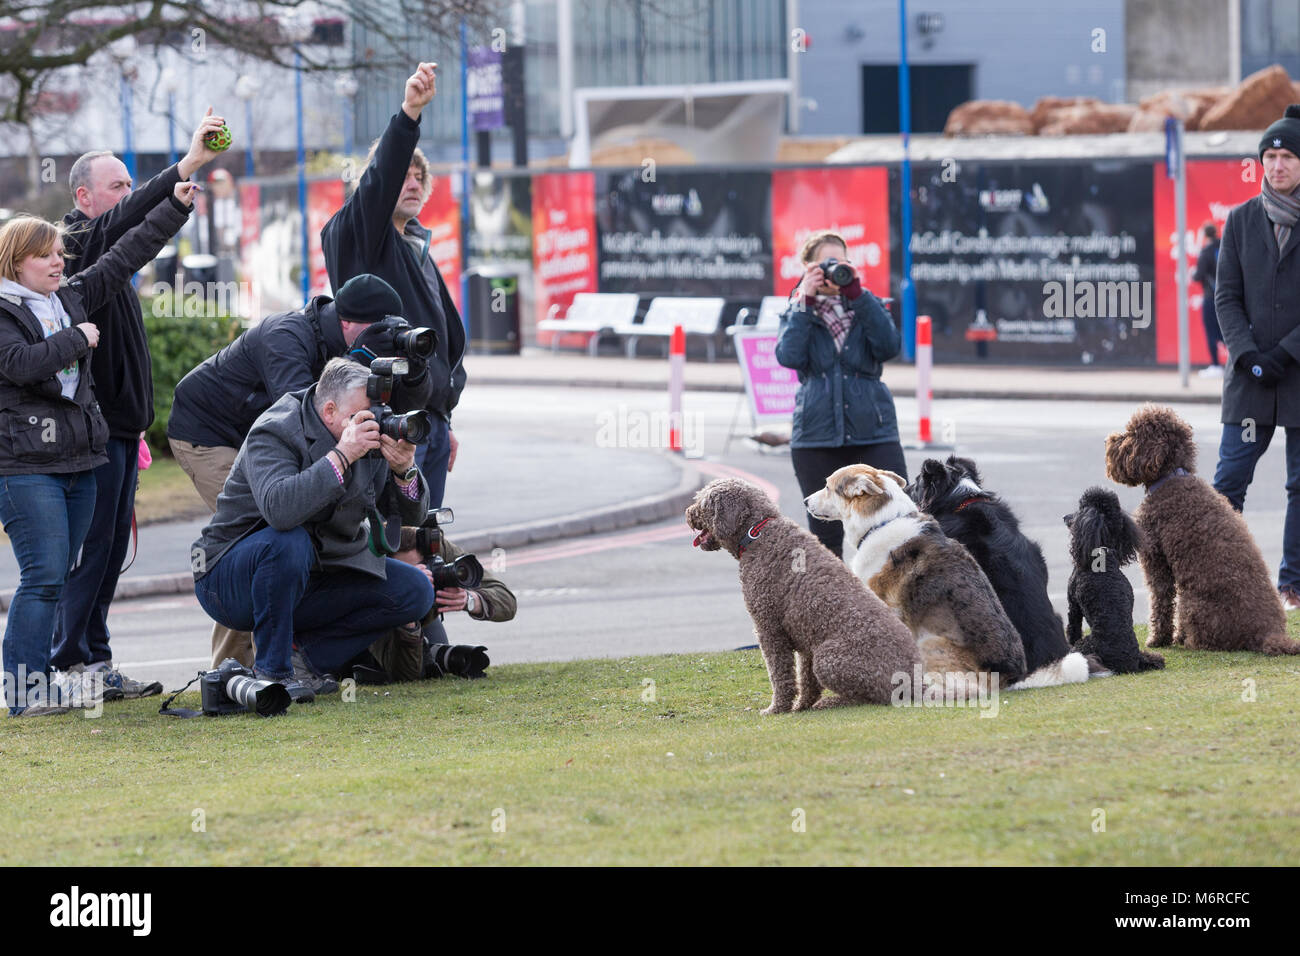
141, 290, 242, 454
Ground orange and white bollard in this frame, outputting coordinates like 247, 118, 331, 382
668, 324, 685, 453
916, 315, 933, 444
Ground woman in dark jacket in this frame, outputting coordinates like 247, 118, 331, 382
775, 229, 907, 558
0, 184, 194, 715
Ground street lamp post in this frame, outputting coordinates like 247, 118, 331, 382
279, 10, 314, 303
335, 73, 358, 160
235, 74, 260, 178
110, 36, 138, 179
159, 67, 179, 167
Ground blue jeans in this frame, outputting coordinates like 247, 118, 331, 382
415, 418, 450, 509
1213, 422, 1300, 590
0, 472, 97, 714
51, 437, 137, 670
194, 526, 435, 679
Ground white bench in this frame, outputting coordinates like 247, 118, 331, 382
537, 293, 641, 355
624, 296, 728, 362
729, 295, 789, 335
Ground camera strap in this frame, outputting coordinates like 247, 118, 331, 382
157, 673, 205, 718
365, 505, 401, 557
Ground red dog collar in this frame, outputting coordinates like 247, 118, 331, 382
954, 496, 986, 512
738, 516, 773, 556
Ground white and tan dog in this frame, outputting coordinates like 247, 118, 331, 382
806, 464, 1029, 689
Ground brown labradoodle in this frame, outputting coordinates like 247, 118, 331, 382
686, 477, 921, 713
1105, 405, 1300, 654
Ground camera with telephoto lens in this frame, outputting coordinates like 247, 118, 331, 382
200, 658, 291, 716
350, 315, 436, 363
818, 258, 856, 288
412, 508, 484, 590
367, 357, 432, 446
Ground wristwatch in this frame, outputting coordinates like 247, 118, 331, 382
465, 591, 478, 614
396, 465, 418, 483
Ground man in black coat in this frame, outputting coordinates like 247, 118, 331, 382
49, 110, 227, 698
1213, 104, 1300, 610
321, 62, 466, 509
167, 273, 428, 670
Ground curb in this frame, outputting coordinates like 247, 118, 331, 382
470, 375, 1222, 405
0, 456, 707, 612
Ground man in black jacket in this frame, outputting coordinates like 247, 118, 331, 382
167, 273, 428, 669
321, 62, 466, 509
1213, 103, 1300, 611
49, 110, 227, 699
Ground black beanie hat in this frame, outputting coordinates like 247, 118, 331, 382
333, 274, 403, 324
1260, 104, 1300, 160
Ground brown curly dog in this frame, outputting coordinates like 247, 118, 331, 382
686, 478, 920, 713
1105, 405, 1300, 654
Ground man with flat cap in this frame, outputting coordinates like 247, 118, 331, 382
1214, 103, 1300, 611
168, 273, 433, 673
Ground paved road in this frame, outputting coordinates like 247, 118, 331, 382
3, 386, 1288, 691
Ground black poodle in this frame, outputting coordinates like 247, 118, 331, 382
1063, 487, 1165, 674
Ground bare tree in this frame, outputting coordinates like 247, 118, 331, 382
0, 0, 501, 126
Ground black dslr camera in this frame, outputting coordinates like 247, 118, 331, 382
818, 258, 856, 288
367, 357, 432, 445
200, 658, 291, 717
413, 507, 484, 590
350, 315, 437, 364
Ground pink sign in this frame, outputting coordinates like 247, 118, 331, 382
735, 331, 797, 421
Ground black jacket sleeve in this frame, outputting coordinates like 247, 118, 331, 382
258, 316, 323, 402
325, 110, 421, 267
0, 319, 88, 386
64, 164, 184, 264
1215, 208, 1256, 363
68, 196, 191, 316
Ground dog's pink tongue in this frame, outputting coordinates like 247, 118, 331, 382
692, 530, 707, 548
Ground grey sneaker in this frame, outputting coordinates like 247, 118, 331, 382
15, 701, 72, 717
1280, 587, 1300, 612
90, 662, 162, 699
291, 646, 339, 696
52, 665, 117, 708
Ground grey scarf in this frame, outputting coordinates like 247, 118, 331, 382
1262, 178, 1300, 250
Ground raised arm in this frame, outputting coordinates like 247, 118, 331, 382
67, 185, 194, 315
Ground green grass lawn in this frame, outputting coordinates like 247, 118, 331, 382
2, 621, 1298, 866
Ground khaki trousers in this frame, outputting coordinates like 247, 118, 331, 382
170, 438, 255, 669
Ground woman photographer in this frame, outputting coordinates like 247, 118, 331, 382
0, 182, 195, 716
775, 229, 907, 558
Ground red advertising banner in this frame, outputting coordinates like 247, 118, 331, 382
307, 179, 345, 297
238, 183, 260, 320
1153, 158, 1259, 365
417, 177, 463, 315
533, 171, 597, 347
771, 167, 890, 298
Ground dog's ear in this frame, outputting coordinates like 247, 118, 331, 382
1113, 508, 1143, 564
878, 470, 907, 490
835, 471, 882, 497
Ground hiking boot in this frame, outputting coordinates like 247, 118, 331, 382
254, 668, 315, 704
1280, 587, 1300, 612
87, 662, 162, 699
291, 646, 339, 696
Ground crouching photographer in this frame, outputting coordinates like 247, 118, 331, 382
189, 357, 434, 702
345, 512, 517, 684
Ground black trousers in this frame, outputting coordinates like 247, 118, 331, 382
791, 441, 909, 558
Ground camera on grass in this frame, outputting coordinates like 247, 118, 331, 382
367, 357, 431, 446
200, 658, 290, 717
818, 258, 856, 288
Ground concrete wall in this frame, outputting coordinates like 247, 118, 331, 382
1125, 0, 1235, 102
795, 0, 1127, 135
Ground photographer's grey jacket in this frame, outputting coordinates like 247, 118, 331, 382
192, 385, 429, 579
1216, 193, 1300, 427
774, 290, 902, 448
0, 198, 190, 476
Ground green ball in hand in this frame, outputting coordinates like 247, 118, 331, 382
204, 124, 233, 152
